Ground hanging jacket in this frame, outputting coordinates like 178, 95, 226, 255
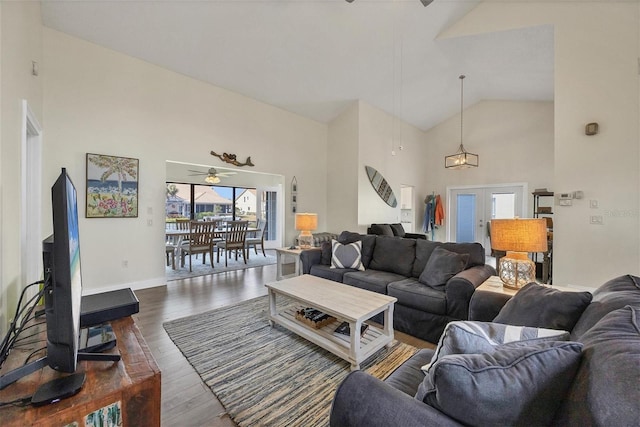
423, 195, 434, 233
435, 194, 445, 226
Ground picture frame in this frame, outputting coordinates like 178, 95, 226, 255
86, 153, 139, 218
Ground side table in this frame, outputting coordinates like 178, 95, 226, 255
0, 316, 160, 426
274, 247, 304, 280
476, 276, 518, 296
477, 276, 590, 296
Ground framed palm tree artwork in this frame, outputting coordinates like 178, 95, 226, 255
86, 153, 139, 218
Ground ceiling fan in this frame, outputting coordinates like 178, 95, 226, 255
187, 167, 236, 184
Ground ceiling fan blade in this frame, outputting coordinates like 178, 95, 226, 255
187, 169, 208, 175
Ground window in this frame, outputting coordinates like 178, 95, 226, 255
165, 182, 257, 225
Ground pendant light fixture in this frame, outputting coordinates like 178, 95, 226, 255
445, 75, 479, 169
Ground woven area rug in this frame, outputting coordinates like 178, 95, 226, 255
165, 251, 276, 281
163, 296, 418, 427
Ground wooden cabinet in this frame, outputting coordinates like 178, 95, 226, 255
0, 316, 161, 427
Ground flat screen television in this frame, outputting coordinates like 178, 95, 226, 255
0, 168, 118, 394
42, 168, 83, 373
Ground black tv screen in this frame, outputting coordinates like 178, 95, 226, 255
43, 168, 83, 373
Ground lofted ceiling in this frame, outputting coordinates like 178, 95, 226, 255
40, 0, 553, 132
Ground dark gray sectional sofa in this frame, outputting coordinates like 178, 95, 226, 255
330, 274, 640, 427
300, 231, 496, 343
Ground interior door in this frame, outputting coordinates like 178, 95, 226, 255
256, 185, 283, 248
449, 189, 484, 244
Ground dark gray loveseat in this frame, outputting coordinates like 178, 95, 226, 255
300, 231, 496, 343
367, 223, 426, 240
330, 274, 640, 427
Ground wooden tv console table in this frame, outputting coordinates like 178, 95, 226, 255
0, 316, 161, 427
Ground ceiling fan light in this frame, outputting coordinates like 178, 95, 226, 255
204, 175, 220, 184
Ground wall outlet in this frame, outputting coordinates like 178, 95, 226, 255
122, 260, 129, 268
589, 200, 598, 208
590, 215, 603, 225
147, 219, 153, 226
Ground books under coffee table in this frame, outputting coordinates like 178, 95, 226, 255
265, 274, 397, 370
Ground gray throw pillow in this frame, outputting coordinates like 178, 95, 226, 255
418, 247, 469, 289
370, 223, 394, 236
330, 239, 364, 271
554, 306, 640, 426
421, 320, 570, 373
389, 223, 406, 237
494, 282, 592, 331
416, 341, 584, 426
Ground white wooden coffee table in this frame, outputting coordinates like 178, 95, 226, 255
265, 274, 397, 370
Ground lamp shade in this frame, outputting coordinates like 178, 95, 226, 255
490, 218, 548, 253
295, 213, 318, 232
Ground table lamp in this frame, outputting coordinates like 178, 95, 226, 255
490, 218, 548, 289
295, 213, 317, 248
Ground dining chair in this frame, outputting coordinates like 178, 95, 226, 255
210, 220, 224, 256
216, 220, 249, 267
245, 219, 267, 259
180, 220, 217, 272
175, 218, 190, 230
165, 244, 176, 270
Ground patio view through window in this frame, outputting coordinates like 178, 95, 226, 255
165, 182, 278, 244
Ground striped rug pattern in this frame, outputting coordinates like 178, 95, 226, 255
163, 296, 418, 426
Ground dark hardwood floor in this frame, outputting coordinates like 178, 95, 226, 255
133, 263, 433, 427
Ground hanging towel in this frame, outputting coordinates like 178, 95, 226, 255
435, 194, 444, 225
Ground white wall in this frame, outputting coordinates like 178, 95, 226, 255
42, 29, 328, 293
327, 102, 360, 233
424, 100, 555, 241
357, 102, 428, 231
442, 2, 640, 287
327, 101, 429, 235
0, 2, 43, 334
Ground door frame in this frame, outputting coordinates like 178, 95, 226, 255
21, 100, 43, 301
446, 182, 529, 247
256, 185, 283, 249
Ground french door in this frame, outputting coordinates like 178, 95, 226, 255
256, 185, 283, 248
448, 184, 526, 255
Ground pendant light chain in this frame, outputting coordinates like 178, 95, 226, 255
460, 74, 465, 150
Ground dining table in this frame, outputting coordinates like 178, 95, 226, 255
165, 226, 259, 267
